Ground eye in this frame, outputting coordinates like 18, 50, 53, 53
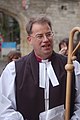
36, 34, 43, 39
46, 32, 53, 38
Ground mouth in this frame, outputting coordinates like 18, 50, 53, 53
42, 44, 50, 48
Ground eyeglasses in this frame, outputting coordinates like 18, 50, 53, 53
30, 31, 54, 41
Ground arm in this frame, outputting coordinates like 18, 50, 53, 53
0, 61, 24, 120
71, 61, 80, 120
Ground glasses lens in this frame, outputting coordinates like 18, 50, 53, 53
31, 31, 53, 40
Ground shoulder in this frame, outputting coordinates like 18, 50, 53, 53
73, 60, 80, 75
15, 51, 33, 65
2, 61, 15, 74
15, 51, 35, 72
0, 61, 16, 85
53, 51, 67, 65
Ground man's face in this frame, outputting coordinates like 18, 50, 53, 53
27, 23, 54, 59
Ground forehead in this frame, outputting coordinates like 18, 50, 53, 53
31, 23, 51, 34
61, 43, 67, 47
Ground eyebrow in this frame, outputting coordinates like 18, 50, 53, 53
35, 31, 52, 35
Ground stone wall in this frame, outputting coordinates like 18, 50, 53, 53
0, 0, 80, 55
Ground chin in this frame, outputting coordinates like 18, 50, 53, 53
44, 51, 52, 57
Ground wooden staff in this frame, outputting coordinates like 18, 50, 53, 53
65, 27, 80, 120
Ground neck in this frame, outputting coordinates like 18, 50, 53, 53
34, 52, 52, 62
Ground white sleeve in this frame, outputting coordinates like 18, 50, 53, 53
0, 61, 24, 120
71, 61, 80, 120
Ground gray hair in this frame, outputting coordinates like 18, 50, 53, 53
26, 16, 52, 35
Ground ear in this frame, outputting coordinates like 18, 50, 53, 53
27, 35, 32, 44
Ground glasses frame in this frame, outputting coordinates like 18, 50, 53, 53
30, 31, 54, 41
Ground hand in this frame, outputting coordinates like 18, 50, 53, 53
59, 47, 67, 56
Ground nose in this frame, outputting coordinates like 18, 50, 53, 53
43, 35, 48, 42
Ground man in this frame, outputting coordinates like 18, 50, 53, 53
0, 16, 80, 120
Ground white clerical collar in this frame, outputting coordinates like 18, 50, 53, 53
39, 60, 59, 88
